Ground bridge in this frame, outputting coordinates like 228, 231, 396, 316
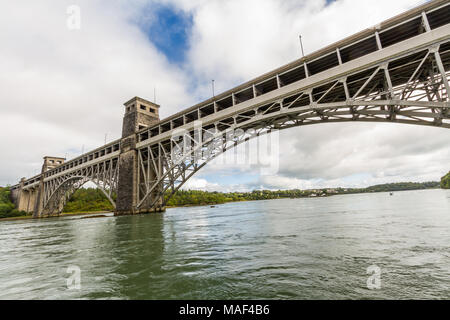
10, 0, 450, 218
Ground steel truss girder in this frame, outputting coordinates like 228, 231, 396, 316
42, 158, 119, 215
136, 42, 450, 211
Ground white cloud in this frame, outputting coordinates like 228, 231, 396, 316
181, 177, 249, 192
181, 177, 219, 191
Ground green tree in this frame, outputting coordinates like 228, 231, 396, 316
63, 188, 114, 213
0, 187, 28, 218
441, 172, 450, 189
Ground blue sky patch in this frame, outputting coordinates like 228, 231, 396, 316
141, 4, 193, 64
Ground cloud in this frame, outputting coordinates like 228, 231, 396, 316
169, 0, 426, 96
275, 122, 450, 181
0, 0, 193, 184
181, 177, 220, 192
181, 177, 250, 192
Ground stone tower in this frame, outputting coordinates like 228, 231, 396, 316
42, 156, 65, 172
115, 97, 161, 215
121, 96, 160, 137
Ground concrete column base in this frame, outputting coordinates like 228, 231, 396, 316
114, 207, 166, 216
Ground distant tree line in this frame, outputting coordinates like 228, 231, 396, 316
166, 181, 440, 207
351, 181, 440, 193
0, 178, 446, 218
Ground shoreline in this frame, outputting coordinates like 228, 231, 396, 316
1, 188, 445, 222
0, 210, 111, 222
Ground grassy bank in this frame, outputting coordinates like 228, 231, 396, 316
0, 210, 112, 222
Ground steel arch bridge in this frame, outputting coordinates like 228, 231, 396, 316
10, 0, 450, 217
41, 161, 119, 216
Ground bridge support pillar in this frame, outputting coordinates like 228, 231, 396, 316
11, 180, 39, 216
115, 135, 139, 215
33, 156, 66, 218
10, 178, 25, 210
115, 97, 165, 216
33, 172, 45, 218
16, 178, 34, 213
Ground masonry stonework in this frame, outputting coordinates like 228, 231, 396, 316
115, 97, 165, 215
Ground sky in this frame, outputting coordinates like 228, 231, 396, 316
1, 0, 449, 192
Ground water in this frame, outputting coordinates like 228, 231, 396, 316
0, 189, 449, 300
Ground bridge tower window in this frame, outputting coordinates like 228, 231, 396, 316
122, 96, 160, 137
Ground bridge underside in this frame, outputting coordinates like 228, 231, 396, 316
134, 40, 450, 212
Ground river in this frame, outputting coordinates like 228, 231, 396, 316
0, 189, 449, 299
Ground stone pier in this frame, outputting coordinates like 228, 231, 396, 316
115, 97, 165, 215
